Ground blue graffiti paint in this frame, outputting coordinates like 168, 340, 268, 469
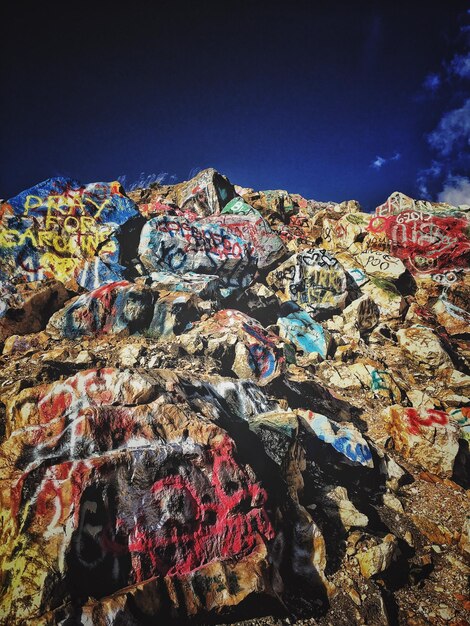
278, 308, 329, 358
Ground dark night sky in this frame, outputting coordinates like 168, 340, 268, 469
1, 1, 469, 209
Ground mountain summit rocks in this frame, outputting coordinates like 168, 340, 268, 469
0, 169, 469, 626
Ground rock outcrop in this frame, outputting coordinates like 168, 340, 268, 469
0, 169, 469, 626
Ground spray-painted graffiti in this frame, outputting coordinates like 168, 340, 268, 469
47, 280, 200, 340
299, 410, 373, 467
278, 308, 330, 359
201, 214, 285, 268
1, 368, 275, 620
0, 177, 137, 288
368, 192, 470, 274
184, 309, 284, 384
404, 407, 449, 436
267, 249, 348, 313
138, 215, 258, 296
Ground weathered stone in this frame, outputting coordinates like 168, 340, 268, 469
0, 368, 279, 623
203, 213, 285, 268
178, 309, 285, 385
356, 534, 397, 578
278, 306, 331, 360
0, 177, 138, 289
298, 410, 373, 467
0, 280, 71, 343
357, 251, 407, 281
267, 248, 348, 314
459, 515, 470, 556
138, 215, 258, 296
149, 270, 220, 299
342, 295, 380, 333
396, 325, 453, 371
382, 405, 460, 477
369, 191, 470, 275
411, 515, 454, 546
136, 168, 237, 218
47, 281, 202, 340
324, 486, 369, 529
360, 278, 407, 320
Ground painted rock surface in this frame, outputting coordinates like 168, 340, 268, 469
138, 215, 258, 296
0, 177, 138, 290
47, 281, 201, 339
0, 368, 276, 623
383, 405, 460, 477
179, 309, 285, 385
267, 248, 348, 313
1, 174, 469, 626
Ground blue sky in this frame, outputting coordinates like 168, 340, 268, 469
1, 1, 469, 210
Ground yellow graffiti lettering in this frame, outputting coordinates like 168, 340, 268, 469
23, 195, 43, 216
47, 195, 72, 216
79, 215, 96, 233
45, 208, 60, 229
0, 229, 20, 248
63, 216, 80, 232
52, 234, 70, 253
18, 228, 38, 247
88, 198, 110, 220
38, 231, 55, 247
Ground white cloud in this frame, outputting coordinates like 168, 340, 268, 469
370, 152, 401, 170
428, 98, 470, 156
437, 176, 470, 206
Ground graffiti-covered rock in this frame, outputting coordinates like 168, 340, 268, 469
178, 309, 285, 385
201, 213, 286, 268
383, 405, 460, 477
47, 281, 201, 340
0, 177, 138, 289
134, 168, 237, 218
267, 249, 348, 314
0, 368, 276, 623
1, 171, 470, 626
278, 306, 332, 360
138, 215, 258, 296
367, 191, 470, 275
396, 325, 453, 371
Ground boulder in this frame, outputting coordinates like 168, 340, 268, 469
201, 213, 285, 268
47, 281, 201, 340
135, 168, 237, 218
298, 410, 373, 467
382, 405, 460, 477
356, 534, 397, 579
178, 309, 285, 385
396, 325, 453, 371
0, 368, 277, 623
0, 177, 138, 289
356, 251, 407, 281
278, 306, 332, 360
0, 279, 71, 343
138, 215, 258, 297
267, 249, 348, 314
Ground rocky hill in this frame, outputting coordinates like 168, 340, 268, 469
0, 169, 469, 625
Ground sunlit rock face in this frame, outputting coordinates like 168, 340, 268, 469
0, 173, 469, 625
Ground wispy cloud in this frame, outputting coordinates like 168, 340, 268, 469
437, 176, 470, 206
416, 161, 443, 197
370, 152, 401, 170
416, 14, 470, 202
428, 98, 470, 156
423, 73, 441, 92
449, 52, 470, 78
